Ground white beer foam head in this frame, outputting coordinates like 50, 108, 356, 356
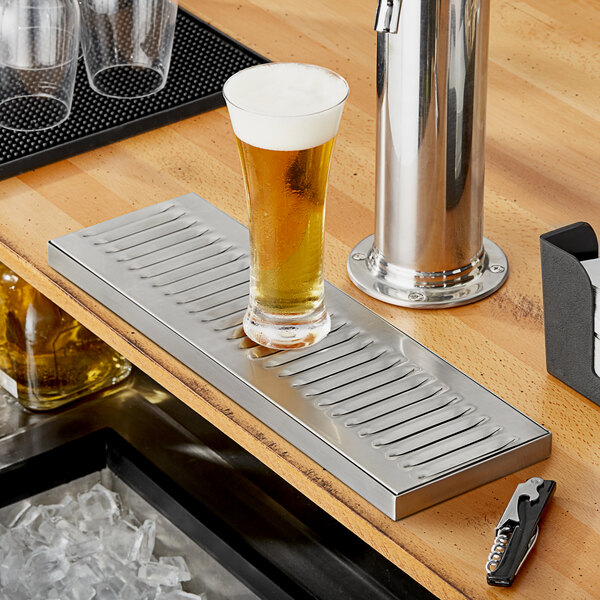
223, 63, 349, 151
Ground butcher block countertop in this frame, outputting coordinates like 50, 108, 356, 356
0, 1, 598, 598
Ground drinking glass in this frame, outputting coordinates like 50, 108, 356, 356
223, 63, 349, 349
0, 0, 80, 132
78, 0, 178, 99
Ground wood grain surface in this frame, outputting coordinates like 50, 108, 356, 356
0, 1, 598, 598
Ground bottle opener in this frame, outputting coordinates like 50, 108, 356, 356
486, 477, 556, 586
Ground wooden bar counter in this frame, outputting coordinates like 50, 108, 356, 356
0, 1, 598, 598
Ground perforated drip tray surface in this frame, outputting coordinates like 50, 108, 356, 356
0, 9, 265, 181
48, 194, 552, 519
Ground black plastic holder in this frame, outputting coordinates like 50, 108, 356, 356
0, 8, 266, 181
540, 222, 600, 407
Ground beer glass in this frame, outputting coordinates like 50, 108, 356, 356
223, 63, 348, 349
78, 0, 178, 98
0, 0, 80, 131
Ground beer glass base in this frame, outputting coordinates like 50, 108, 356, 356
243, 308, 331, 350
88, 65, 167, 99
0, 95, 71, 132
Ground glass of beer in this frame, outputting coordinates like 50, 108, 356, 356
223, 63, 348, 349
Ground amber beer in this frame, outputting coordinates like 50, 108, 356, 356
224, 63, 348, 349
237, 137, 335, 314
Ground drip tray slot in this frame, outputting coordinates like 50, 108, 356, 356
48, 194, 551, 519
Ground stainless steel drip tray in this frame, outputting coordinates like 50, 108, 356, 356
47, 194, 551, 519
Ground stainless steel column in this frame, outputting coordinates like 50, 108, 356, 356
348, 0, 508, 308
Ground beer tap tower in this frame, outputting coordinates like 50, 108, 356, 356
348, 0, 508, 308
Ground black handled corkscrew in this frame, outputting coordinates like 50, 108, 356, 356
486, 477, 556, 587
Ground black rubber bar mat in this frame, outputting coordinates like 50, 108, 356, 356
0, 8, 266, 181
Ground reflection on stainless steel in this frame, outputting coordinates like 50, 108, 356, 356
49, 194, 550, 519
348, 0, 508, 308
0, 373, 137, 455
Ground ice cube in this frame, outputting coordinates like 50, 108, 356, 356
65, 580, 96, 600
67, 561, 102, 585
31, 585, 63, 600
37, 519, 56, 541
0, 525, 11, 559
157, 583, 183, 594
159, 556, 191, 582
60, 493, 76, 506
11, 504, 42, 531
107, 574, 128, 595
92, 551, 126, 579
57, 494, 83, 523
37, 519, 70, 548
131, 579, 160, 600
40, 494, 74, 520
1, 582, 29, 600
23, 547, 68, 589
9, 523, 45, 550
101, 519, 139, 564
79, 515, 114, 534
0, 550, 24, 590
94, 581, 120, 600
67, 536, 103, 561
138, 561, 181, 587
121, 509, 142, 528
4, 501, 31, 527
77, 557, 105, 584
137, 519, 156, 563
55, 517, 88, 543
119, 582, 145, 600
78, 483, 120, 521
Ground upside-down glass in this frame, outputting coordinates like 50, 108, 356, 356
78, 0, 178, 99
0, 0, 80, 132
223, 63, 349, 349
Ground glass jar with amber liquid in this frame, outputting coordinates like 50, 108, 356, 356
0, 263, 131, 411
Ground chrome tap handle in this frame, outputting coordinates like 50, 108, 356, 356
374, 0, 402, 33
349, 0, 509, 308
